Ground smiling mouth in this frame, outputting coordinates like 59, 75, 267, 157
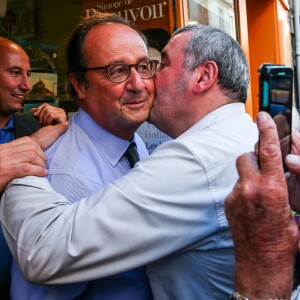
12, 94, 24, 99
125, 97, 147, 104
128, 101, 143, 105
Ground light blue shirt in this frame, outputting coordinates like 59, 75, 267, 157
3, 103, 259, 299
11, 108, 152, 300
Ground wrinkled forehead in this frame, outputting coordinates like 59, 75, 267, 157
84, 23, 149, 64
86, 23, 147, 50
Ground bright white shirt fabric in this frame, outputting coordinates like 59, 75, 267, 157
1, 103, 259, 299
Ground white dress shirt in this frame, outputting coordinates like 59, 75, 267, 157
1, 103, 258, 299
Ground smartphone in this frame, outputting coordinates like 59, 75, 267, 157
258, 63, 293, 171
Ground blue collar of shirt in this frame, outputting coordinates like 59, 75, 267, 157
72, 108, 135, 167
0, 115, 14, 144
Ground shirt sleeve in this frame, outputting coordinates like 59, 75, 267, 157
47, 173, 94, 204
0, 140, 222, 285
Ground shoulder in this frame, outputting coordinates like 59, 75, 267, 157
14, 113, 40, 126
45, 122, 92, 169
160, 113, 258, 168
13, 114, 41, 137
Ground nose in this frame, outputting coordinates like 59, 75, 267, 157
20, 74, 32, 92
125, 66, 146, 92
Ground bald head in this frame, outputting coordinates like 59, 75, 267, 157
0, 37, 28, 57
0, 37, 31, 122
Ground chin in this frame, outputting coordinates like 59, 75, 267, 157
130, 111, 148, 123
12, 105, 23, 113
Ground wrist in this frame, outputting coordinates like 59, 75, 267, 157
234, 259, 294, 299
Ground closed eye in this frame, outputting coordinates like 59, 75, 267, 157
158, 62, 167, 71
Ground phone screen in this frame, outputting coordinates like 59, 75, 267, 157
270, 76, 292, 132
270, 75, 292, 171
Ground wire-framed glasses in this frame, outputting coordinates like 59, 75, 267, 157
77, 60, 159, 83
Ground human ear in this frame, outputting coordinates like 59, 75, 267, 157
69, 72, 86, 101
193, 61, 218, 93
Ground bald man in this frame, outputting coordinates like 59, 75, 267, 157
0, 37, 67, 298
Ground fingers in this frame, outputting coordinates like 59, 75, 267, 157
31, 121, 69, 151
286, 154, 300, 175
225, 152, 258, 219
0, 163, 47, 191
0, 138, 48, 191
291, 130, 300, 155
286, 131, 300, 212
256, 111, 284, 175
0, 121, 69, 191
0, 136, 46, 162
235, 151, 258, 179
32, 103, 67, 126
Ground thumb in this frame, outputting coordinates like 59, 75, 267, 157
31, 107, 38, 115
31, 121, 69, 151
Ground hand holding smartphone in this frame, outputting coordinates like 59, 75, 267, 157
258, 63, 293, 171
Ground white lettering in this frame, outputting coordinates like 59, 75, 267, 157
97, 1, 123, 11
86, 2, 168, 24
140, 6, 152, 20
85, 8, 97, 18
128, 8, 140, 22
158, 2, 167, 18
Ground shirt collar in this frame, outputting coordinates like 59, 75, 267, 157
2, 115, 14, 130
179, 103, 246, 138
73, 108, 134, 167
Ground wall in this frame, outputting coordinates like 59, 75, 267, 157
33, 0, 82, 102
246, 0, 292, 118
1, 0, 83, 105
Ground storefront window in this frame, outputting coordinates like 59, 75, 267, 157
186, 0, 236, 39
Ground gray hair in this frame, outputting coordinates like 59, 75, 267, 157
172, 24, 249, 103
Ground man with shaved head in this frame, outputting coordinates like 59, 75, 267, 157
0, 37, 66, 298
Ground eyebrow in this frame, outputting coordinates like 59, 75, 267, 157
8, 66, 31, 72
8, 66, 22, 70
106, 56, 150, 65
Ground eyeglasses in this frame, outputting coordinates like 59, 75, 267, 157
77, 60, 159, 83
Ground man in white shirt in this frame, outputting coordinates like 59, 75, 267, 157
1, 23, 258, 299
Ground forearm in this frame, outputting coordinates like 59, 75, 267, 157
1, 143, 228, 285
0, 172, 208, 284
234, 214, 299, 299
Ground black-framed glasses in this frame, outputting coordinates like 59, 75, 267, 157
77, 60, 159, 83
